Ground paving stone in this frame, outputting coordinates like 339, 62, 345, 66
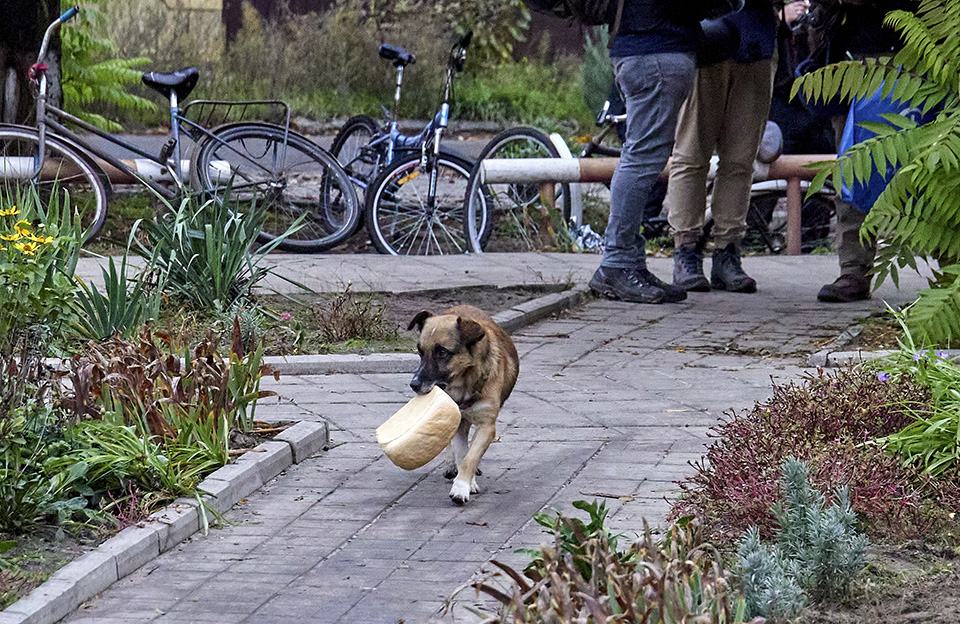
274, 420, 330, 463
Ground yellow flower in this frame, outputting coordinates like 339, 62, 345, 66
14, 241, 39, 256
0, 206, 18, 217
14, 220, 32, 237
27, 233, 53, 244
0, 243, 5, 251
0, 232, 18, 242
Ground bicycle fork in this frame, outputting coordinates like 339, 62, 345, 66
422, 102, 448, 213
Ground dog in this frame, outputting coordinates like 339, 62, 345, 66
407, 305, 519, 505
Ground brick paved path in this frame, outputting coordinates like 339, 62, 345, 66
64, 254, 925, 624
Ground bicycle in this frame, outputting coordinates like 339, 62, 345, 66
465, 102, 836, 254
361, 32, 483, 255
463, 102, 622, 253
1, 7, 359, 252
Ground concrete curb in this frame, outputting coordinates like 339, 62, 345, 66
809, 348, 960, 368
262, 285, 592, 375
0, 421, 328, 624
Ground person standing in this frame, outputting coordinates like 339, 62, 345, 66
665, 0, 779, 294
588, 1, 700, 305
813, 0, 917, 302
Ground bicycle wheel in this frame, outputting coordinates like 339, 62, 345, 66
463, 127, 570, 253
330, 115, 383, 198
192, 123, 360, 253
365, 151, 478, 255
0, 126, 109, 243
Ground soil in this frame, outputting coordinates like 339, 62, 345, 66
801, 542, 960, 623
0, 531, 101, 610
845, 311, 905, 351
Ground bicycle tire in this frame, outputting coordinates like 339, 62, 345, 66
463, 127, 571, 253
330, 115, 383, 197
365, 151, 478, 255
0, 125, 110, 244
191, 123, 360, 253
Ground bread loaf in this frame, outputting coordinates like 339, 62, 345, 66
377, 387, 461, 470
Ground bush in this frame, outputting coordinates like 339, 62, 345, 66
134, 195, 291, 315
870, 319, 960, 477
315, 282, 398, 344
737, 458, 868, 620
672, 367, 954, 540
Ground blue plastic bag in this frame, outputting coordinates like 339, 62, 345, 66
839, 86, 936, 212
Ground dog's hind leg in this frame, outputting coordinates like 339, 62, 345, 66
450, 421, 495, 505
444, 420, 471, 479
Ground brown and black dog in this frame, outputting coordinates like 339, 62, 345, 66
407, 305, 519, 504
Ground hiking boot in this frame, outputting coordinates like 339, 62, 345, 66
711, 242, 757, 293
817, 274, 871, 303
589, 266, 665, 304
673, 243, 710, 292
636, 267, 687, 303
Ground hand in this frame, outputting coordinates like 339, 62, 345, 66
782, 0, 810, 24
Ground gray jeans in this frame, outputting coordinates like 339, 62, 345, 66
602, 52, 696, 269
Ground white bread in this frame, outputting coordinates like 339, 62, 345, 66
377, 387, 462, 470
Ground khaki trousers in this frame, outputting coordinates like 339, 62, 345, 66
831, 114, 877, 278
666, 59, 773, 248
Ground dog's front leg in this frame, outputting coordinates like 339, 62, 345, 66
450, 420, 495, 505
444, 420, 471, 479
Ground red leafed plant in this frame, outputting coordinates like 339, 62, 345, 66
57, 319, 278, 437
672, 367, 958, 541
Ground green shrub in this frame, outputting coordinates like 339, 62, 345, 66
73, 251, 163, 341
60, 0, 155, 131
736, 528, 806, 622
871, 314, 960, 477
736, 458, 868, 620
134, 194, 293, 314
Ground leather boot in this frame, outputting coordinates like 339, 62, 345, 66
673, 243, 710, 292
711, 242, 757, 293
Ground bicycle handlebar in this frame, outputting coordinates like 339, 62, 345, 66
60, 6, 80, 22
36, 7, 80, 71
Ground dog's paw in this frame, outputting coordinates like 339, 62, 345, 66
470, 477, 479, 494
450, 479, 471, 505
443, 465, 457, 480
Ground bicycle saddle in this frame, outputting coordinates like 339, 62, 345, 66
379, 44, 416, 67
142, 67, 199, 101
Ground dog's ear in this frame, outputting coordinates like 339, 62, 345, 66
408, 310, 433, 332
457, 317, 486, 348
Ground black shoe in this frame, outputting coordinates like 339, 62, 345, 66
817, 274, 870, 303
636, 267, 687, 302
673, 243, 710, 292
589, 266, 665, 304
711, 242, 757, 293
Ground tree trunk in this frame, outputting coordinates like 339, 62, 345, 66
0, 0, 60, 124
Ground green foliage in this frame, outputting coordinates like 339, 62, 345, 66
736, 528, 806, 622
582, 27, 614, 116
872, 312, 960, 476
736, 458, 868, 620
792, 0, 960, 344
432, 0, 531, 63
523, 499, 622, 582
72, 251, 163, 341
134, 194, 295, 314
772, 458, 868, 603
456, 58, 592, 128
0, 187, 81, 421
472, 506, 748, 623
60, 0, 155, 131
0, 405, 74, 533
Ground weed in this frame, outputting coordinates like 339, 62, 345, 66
315, 282, 398, 344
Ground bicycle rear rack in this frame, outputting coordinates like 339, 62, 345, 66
180, 99, 291, 140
